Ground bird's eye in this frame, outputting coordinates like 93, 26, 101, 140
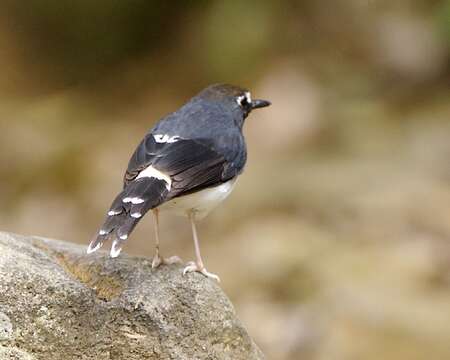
237, 96, 248, 106
237, 92, 252, 107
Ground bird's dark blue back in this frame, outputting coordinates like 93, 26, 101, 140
149, 97, 247, 177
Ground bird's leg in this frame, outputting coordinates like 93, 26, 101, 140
151, 208, 181, 269
151, 209, 162, 268
183, 211, 220, 282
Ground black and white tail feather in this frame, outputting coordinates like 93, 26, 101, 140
87, 176, 169, 257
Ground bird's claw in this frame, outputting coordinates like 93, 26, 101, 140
183, 261, 220, 282
152, 254, 182, 269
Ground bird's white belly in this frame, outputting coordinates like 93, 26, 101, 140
158, 178, 237, 219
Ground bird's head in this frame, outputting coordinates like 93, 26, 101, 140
197, 84, 271, 124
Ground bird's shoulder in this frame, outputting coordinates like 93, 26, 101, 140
124, 132, 245, 197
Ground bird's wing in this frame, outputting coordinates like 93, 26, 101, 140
89, 133, 242, 257
124, 134, 238, 199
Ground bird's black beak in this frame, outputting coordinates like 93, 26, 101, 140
251, 99, 271, 110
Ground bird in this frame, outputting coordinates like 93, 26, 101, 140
87, 83, 271, 281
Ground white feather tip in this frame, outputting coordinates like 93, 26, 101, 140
110, 243, 122, 258
87, 242, 101, 254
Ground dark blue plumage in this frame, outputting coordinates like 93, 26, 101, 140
88, 83, 270, 280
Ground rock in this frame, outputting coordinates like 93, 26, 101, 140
0, 231, 263, 360
0, 313, 12, 341
0, 346, 35, 360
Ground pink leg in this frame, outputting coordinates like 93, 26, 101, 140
151, 208, 181, 269
183, 211, 220, 282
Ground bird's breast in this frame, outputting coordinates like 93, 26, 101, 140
158, 178, 237, 219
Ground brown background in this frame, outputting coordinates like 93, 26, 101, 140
1, 1, 450, 359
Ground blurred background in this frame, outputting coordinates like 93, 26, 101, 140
1, 0, 450, 359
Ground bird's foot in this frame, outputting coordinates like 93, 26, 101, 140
183, 261, 220, 282
151, 254, 182, 269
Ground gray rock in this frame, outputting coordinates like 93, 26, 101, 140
0, 312, 12, 341
0, 346, 35, 360
0, 231, 263, 360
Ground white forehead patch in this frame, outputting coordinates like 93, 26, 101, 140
153, 134, 180, 143
236, 91, 252, 106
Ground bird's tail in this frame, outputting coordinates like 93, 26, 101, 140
87, 177, 169, 257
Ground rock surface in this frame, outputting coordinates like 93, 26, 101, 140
0, 231, 263, 360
